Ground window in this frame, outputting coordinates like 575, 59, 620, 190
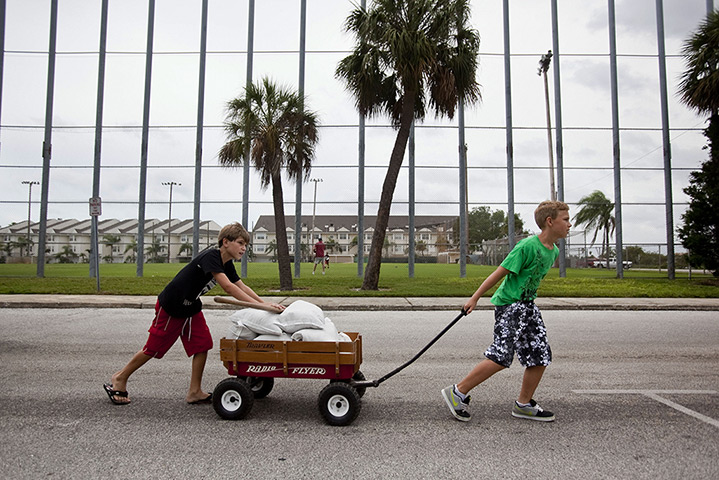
255, 245, 265, 253
339, 233, 348, 240
256, 233, 267, 240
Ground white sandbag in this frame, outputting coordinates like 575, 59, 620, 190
337, 332, 352, 343
277, 300, 326, 333
227, 322, 258, 340
291, 318, 350, 342
229, 308, 283, 336
254, 333, 292, 341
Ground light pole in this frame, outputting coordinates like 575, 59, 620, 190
538, 50, 557, 201
310, 178, 322, 242
162, 181, 180, 263
21, 181, 39, 258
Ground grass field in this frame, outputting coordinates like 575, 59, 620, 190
0, 262, 716, 297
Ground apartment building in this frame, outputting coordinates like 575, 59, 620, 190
251, 215, 456, 262
0, 218, 221, 263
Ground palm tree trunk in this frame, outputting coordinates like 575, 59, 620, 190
271, 172, 293, 290
362, 92, 416, 290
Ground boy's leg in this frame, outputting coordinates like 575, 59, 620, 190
457, 358, 505, 395
186, 351, 211, 403
109, 350, 152, 403
518, 365, 546, 404
180, 311, 213, 403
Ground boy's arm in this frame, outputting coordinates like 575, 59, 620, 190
463, 266, 510, 314
212, 272, 286, 311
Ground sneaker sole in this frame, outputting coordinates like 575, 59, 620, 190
441, 389, 470, 422
511, 411, 555, 422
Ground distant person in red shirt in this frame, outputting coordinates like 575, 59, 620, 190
312, 237, 326, 275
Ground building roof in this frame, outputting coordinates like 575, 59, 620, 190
253, 215, 456, 233
0, 219, 222, 237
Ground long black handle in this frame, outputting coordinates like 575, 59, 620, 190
363, 309, 467, 388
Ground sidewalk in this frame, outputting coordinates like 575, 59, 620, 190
1, 294, 718, 311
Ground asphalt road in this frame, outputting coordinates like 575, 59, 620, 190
1, 308, 717, 479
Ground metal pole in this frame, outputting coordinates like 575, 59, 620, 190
163, 182, 179, 263
37, 0, 58, 277
608, 0, 624, 279
0, 0, 5, 157
550, 0, 566, 277
193, 0, 208, 257
708, 1, 715, 14
310, 178, 322, 240
458, 101, 467, 278
357, 0, 367, 277
538, 51, 556, 202
91, 0, 108, 287
22, 181, 38, 257
655, 0, 675, 280
295, 0, 307, 278
503, 0, 515, 249
241, 0, 254, 278
137, 0, 155, 277
408, 121, 415, 278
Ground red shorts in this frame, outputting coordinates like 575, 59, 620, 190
142, 301, 213, 359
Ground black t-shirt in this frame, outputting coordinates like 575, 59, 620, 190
157, 247, 241, 318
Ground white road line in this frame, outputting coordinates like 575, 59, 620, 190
572, 389, 719, 429
573, 390, 717, 395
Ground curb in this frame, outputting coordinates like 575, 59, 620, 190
1, 294, 719, 311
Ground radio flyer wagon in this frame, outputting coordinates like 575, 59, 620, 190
213, 332, 366, 426
211, 297, 467, 426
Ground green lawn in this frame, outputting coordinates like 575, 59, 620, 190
0, 262, 716, 297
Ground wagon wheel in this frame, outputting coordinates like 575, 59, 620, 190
318, 383, 361, 426
213, 378, 254, 420
330, 370, 367, 398
240, 376, 275, 399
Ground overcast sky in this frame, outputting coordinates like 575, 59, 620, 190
0, 0, 714, 251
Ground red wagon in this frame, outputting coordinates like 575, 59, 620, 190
212, 332, 367, 426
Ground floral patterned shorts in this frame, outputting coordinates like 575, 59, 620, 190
484, 301, 552, 368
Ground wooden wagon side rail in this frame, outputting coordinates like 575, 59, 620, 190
219, 332, 362, 378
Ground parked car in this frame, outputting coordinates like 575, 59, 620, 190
596, 258, 632, 269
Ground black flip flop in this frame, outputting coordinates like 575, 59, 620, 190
103, 383, 130, 405
187, 393, 212, 405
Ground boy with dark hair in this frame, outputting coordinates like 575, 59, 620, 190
442, 201, 571, 422
104, 222, 284, 405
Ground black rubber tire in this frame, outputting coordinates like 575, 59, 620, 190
241, 376, 275, 399
317, 383, 361, 426
331, 370, 367, 398
212, 378, 254, 420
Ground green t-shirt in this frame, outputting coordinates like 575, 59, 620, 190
491, 235, 559, 306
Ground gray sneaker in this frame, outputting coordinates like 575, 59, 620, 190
511, 399, 555, 422
441, 385, 471, 422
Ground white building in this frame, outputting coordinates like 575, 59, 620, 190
251, 215, 456, 262
0, 218, 221, 264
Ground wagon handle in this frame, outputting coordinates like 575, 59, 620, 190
214, 296, 283, 313
356, 309, 468, 389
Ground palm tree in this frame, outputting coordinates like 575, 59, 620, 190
219, 77, 319, 290
676, 10, 719, 276
678, 9, 719, 145
102, 234, 121, 264
337, 0, 481, 290
573, 190, 615, 268
124, 238, 137, 263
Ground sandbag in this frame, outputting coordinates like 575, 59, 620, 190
291, 318, 351, 342
229, 308, 282, 336
227, 322, 258, 340
254, 333, 292, 341
277, 300, 326, 333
